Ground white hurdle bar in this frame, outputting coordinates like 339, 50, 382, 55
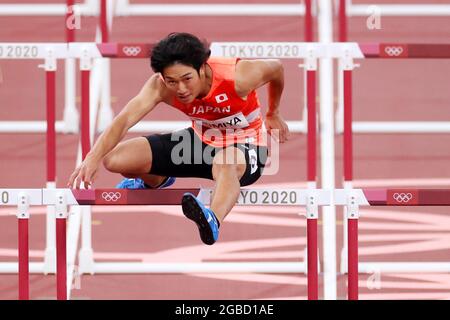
0, 41, 368, 135
114, 2, 306, 16
348, 3, 450, 17
334, 188, 450, 300
3, 187, 450, 300
11, 41, 450, 136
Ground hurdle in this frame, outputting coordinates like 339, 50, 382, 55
0, 187, 331, 300
336, 188, 450, 300
0, 0, 315, 134
0, 41, 326, 299
3, 41, 449, 300
337, 0, 450, 43
70, 41, 324, 298
336, 2, 450, 133
210, 39, 450, 298
0, 0, 88, 134
337, 0, 450, 44
95, 0, 314, 133
339, 43, 450, 277
6, 187, 450, 300
0, 0, 446, 302
0, 41, 362, 301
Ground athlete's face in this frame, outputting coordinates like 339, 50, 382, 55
162, 63, 204, 103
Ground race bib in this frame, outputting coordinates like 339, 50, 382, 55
192, 112, 250, 129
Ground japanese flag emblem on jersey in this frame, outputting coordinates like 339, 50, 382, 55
215, 93, 228, 104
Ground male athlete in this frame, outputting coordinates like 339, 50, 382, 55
68, 33, 289, 245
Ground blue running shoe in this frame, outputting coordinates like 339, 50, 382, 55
181, 193, 220, 245
115, 177, 176, 189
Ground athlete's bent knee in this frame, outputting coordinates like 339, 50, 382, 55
212, 162, 246, 180
103, 152, 120, 173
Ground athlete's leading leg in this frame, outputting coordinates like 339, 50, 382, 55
181, 146, 246, 245
209, 146, 246, 223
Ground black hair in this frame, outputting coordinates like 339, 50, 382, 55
150, 32, 211, 74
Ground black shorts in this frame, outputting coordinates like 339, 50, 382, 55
145, 127, 268, 186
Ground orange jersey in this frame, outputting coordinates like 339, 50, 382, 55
170, 57, 266, 147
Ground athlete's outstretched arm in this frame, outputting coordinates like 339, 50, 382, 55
235, 59, 289, 142
68, 74, 166, 189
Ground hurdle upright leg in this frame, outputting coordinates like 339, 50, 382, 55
304, 0, 313, 42
55, 193, 69, 300
341, 51, 358, 279
306, 55, 317, 188
346, 193, 359, 300
338, 0, 348, 42
305, 49, 319, 300
306, 193, 319, 300
341, 58, 354, 274
17, 192, 30, 300
43, 48, 58, 275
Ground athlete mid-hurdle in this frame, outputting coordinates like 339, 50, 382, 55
68, 32, 290, 245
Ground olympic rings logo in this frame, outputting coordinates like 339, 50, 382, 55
392, 192, 413, 203
384, 46, 404, 57
122, 46, 142, 56
102, 192, 122, 202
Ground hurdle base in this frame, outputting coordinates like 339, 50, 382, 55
340, 247, 348, 274
78, 248, 95, 275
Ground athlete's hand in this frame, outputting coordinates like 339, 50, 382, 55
264, 112, 290, 143
67, 155, 101, 189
